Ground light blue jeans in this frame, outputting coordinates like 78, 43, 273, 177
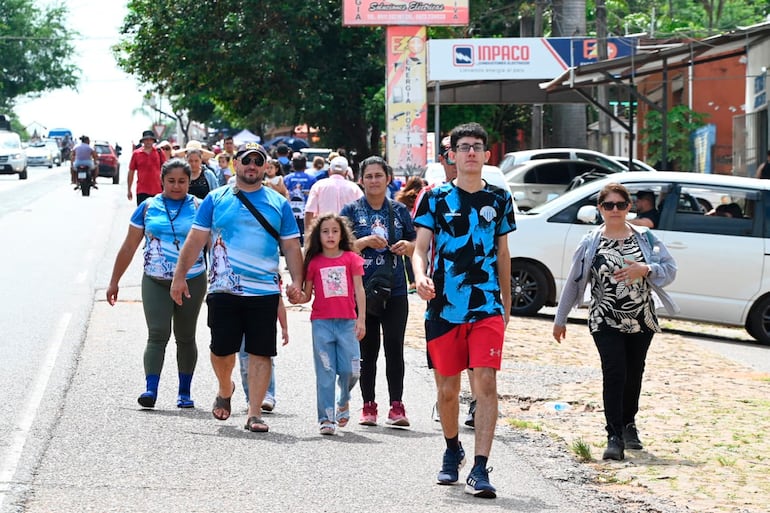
312, 319, 361, 424
238, 338, 275, 404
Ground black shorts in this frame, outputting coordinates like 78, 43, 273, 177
207, 293, 279, 357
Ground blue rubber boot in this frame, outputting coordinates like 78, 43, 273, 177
138, 374, 160, 408
177, 373, 194, 408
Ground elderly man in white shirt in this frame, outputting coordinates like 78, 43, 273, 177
304, 156, 363, 234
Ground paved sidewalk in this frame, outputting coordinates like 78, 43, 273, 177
16, 267, 648, 513
403, 300, 770, 513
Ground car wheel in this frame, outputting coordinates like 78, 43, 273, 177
746, 295, 770, 345
19, 168, 27, 180
510, 261, 549, 316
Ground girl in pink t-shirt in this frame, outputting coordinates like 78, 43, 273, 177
298, 213, 366, 435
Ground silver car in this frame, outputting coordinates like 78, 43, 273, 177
26, 140, 61, 168
0, 130, 28, 179
505, 158, 618, 210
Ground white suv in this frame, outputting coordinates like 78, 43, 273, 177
500, 147, 628, 174
0, 131, 27, 179
508, 171, 770, 344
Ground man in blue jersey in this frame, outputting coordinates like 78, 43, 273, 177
412, 122, 516, 498
283, 153, 316, 245
171, 142, 304, 434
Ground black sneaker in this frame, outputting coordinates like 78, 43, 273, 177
464, 399, 476, 428
623, 423, 643, 450
602, 435, 625, 460
436, 443, 465, 485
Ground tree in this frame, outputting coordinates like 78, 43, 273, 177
0, 0, 78, 111
115, 0, 385, 156
640, 105, 708, 170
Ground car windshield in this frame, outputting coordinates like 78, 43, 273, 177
95, 145, 110, 154
1, 138, 19, 149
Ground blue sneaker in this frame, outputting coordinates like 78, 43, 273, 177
436, 443, 465, 484
465, 465, 496, 498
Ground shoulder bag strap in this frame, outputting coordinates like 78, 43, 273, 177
234, 188, 281, 241
386, 199, 396, 278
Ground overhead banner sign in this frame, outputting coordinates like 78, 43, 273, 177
386, 26, 427, 176
428, 37, 637, 81
343, 0, 469, 26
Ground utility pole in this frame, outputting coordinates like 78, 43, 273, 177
596, 0, 612, 156
531, 0, 544, 149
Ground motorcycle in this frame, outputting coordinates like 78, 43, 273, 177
75, 164, 93, 196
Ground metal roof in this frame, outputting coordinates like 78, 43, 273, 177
540, 21, 770, 93
426, 22, 770, 105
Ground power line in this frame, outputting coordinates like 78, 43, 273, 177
0, 35, 118, 41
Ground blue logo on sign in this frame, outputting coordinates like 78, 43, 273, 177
453, 46, 473, 66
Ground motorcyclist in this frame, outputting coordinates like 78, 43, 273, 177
70, 135, 99, 190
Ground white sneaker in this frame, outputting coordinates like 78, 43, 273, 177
261, 394, 275, 413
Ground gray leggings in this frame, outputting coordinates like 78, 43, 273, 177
141, 272, 207, 376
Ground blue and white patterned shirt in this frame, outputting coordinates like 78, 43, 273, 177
193, 185, 299, 296
414, 181, 516, 323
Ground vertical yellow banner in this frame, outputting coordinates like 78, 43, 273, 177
386, 26, 427, 177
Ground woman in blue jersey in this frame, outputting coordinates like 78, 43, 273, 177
340, 156, 416, 428
106, 158, 207, 409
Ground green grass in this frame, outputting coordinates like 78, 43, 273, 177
570, 437, 593, 461
717, 456, 737, 467
507, 418, 543, 431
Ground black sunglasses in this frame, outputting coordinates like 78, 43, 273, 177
600, 201, 630, 211
241, 154, 265, 166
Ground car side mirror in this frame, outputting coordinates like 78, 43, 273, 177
512, 191, 526, 202
577, 205, 599, 224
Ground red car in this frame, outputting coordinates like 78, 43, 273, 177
94, 140, 121, 184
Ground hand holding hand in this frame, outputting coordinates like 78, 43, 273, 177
285, 283, 302, 304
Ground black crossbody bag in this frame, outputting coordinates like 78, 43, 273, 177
364, 200, 396, 316
234, 187, 280, 241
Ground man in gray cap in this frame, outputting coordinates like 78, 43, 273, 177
171, 142, 304, 434
304, 155, 363, 234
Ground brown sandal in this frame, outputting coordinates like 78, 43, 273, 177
212, 381, 235, 421
244, 416, 269, 432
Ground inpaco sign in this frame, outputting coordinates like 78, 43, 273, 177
428, 37, 637, 81
342, 0, 469, 26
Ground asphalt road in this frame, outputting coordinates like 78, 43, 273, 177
1, 167, 766, 512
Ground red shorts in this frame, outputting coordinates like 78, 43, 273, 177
425, 316, 504, 377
